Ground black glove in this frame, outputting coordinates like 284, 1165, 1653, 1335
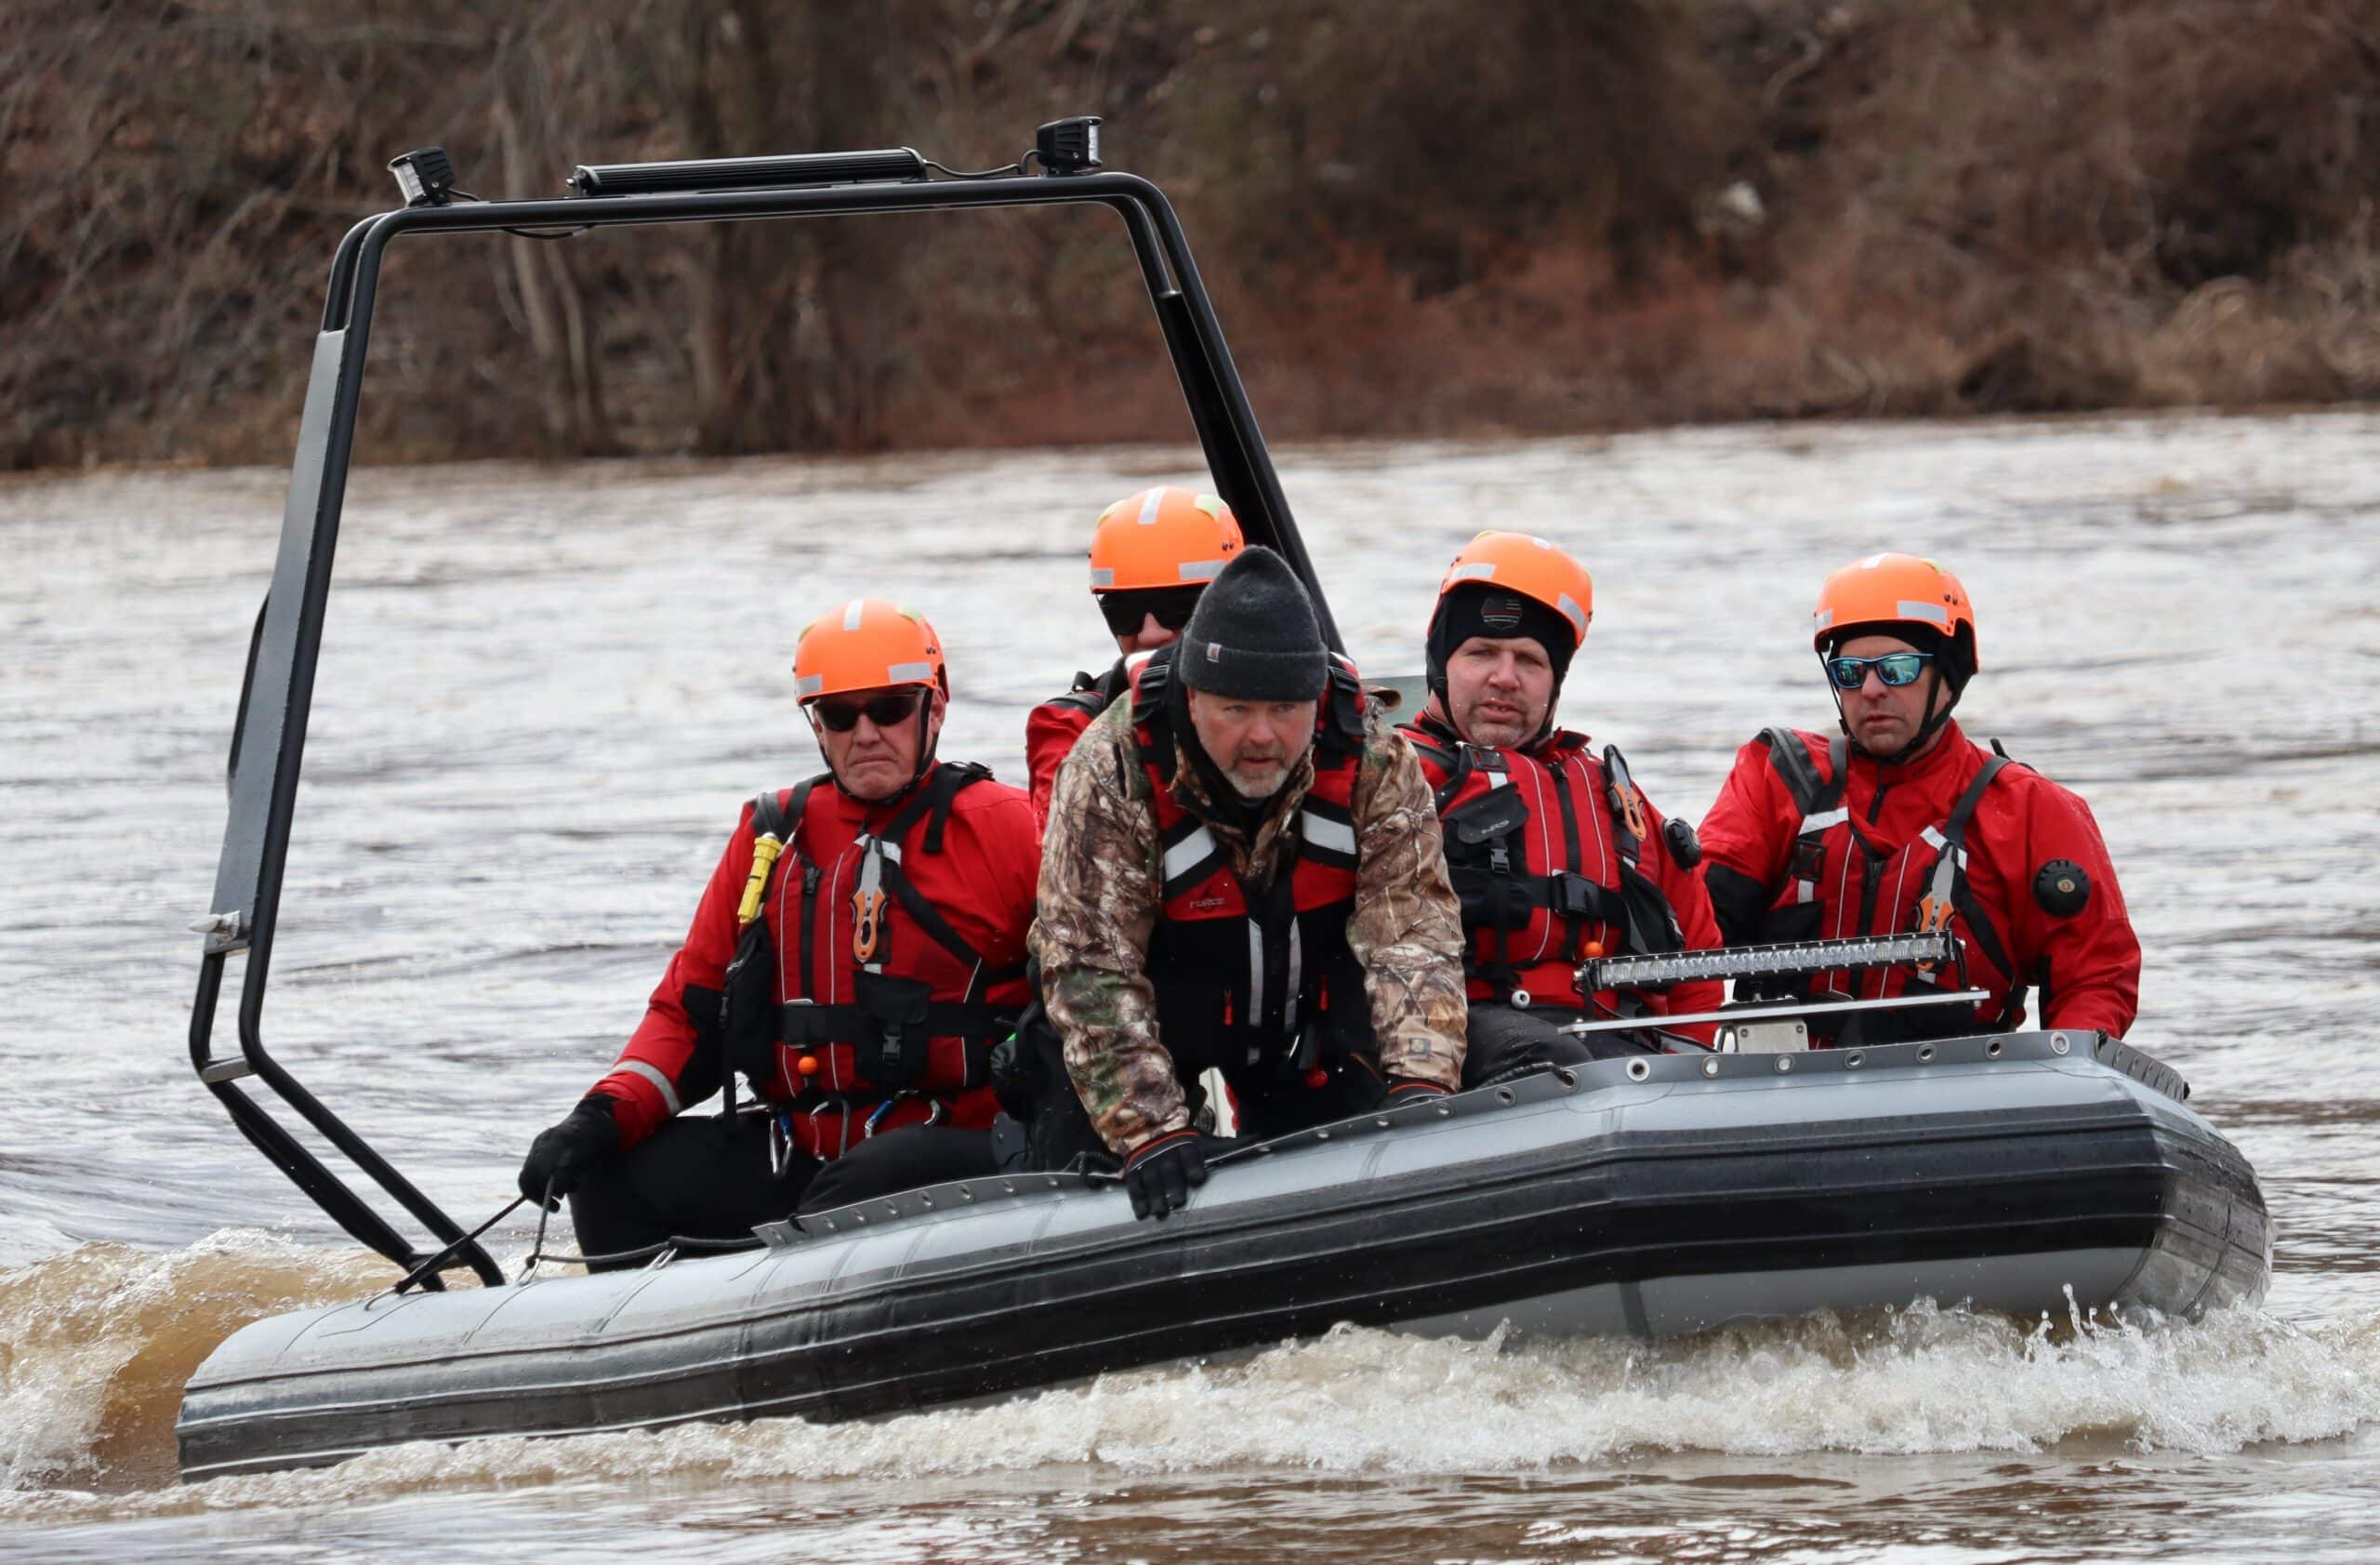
517, 1094, 619, 1209
1384, 1076, 1451, 1103
1119, 1129, 1219, 1222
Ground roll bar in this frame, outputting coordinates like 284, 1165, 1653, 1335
188, 130, 1333, 1289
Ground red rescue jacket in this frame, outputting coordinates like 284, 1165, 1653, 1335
595, 762, 1041, 1158
1400, 710, 1724, 1036
1025, 659, 1130, 827
1129, 646, 1377, 1078
1698, 721, 2139, 1041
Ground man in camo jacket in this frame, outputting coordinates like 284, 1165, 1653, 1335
1026, 545, 1468, 1221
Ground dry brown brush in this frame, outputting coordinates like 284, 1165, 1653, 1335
2, 0, 2374, 471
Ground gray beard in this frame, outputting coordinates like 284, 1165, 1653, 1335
1222, 763, 1287, 801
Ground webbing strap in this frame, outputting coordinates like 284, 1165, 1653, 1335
1763, 727, 1846, 817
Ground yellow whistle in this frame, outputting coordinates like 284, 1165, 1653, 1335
736, 834, 786, 927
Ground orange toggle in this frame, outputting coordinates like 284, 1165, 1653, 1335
796, 1053, 820, 1078
1303, 1067, 1330, 1090
1582, 939, 1606, 960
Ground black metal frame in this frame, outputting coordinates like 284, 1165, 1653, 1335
189, 158, 1334, 1289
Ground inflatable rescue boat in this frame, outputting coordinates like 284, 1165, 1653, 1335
177, 124, 2267, 1479
178, 1028, 2266, 1479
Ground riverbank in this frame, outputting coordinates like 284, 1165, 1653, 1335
6, 0, 2375, 471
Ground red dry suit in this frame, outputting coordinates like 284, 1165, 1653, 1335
592, 762, 1041, 1158
1400, 710, 1724, 1037
1025, 659, 1130, 828
1697, 720, 2139, 1041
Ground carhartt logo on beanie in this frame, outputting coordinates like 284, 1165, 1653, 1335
1178, 546, 1329, 702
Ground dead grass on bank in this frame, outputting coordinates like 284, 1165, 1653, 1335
3, 0, 2375, 472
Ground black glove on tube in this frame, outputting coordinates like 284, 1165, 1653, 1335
1119, 1128, 1213, 1221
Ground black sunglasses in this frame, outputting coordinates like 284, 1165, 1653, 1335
1096, 585, 1205, 637
810, 689, 926, 733
1825, 650, 1934, 690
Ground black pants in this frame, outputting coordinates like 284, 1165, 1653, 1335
1461, 1002, 1662, 1088
567, 1113, 1001, 1272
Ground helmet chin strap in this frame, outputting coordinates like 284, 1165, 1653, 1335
1824, 653, 1958, 765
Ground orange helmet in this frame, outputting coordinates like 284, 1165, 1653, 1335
1812, 552, 1979, 678
1088, 486, 1244, 593
1435, 531, 1593, 645
792, 599, 947, 702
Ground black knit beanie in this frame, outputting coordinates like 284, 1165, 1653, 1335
1178, 546, 1329, 702
1426, 585, 1579, 696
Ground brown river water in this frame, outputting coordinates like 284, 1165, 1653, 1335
3, 411, 2377, 1560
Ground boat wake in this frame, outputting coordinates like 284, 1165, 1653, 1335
4, 1234, 2374, 1521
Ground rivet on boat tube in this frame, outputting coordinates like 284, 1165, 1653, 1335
1496, 1087, 1517, 1105
1988, 1040, 2003, 1057
1626, 1059, 1650, 1081
1555, 1068, 1579, 1090
2052, 1032, 2071, 1054
1846, 1052, 1865, 1068
1702, 1058, 1721, 1077
1776, 1055, 1794, 1073
1917, 1045, 1936, 1063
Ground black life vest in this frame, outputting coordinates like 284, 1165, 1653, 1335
1128, 646, 1376, 1079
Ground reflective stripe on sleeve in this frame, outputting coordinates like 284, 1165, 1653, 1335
619, 1059, 682, 1117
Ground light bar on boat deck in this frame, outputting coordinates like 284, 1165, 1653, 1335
1576, 930, 1960, 994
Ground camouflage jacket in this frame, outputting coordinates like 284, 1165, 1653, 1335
1029, 695, 1468, 1152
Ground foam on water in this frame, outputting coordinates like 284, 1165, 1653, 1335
0, 1233, 391, 1495
3, 1229, 2373, 1525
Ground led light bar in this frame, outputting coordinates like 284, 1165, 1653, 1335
1577, 930, 1958, 994
565, 148, 927, 199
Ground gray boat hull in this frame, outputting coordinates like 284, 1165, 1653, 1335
178, 1031, 2267, 1479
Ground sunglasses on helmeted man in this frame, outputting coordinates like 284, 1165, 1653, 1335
1096, 585, 1205, 637
809, 690, 926, 732
1825, 650, 1935, 690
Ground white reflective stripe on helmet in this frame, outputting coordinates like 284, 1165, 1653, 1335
796, 674, 825, 696
1139, 487, 1168, 525
1895, 599, 1950, 626
1299, 810, 1357, 857
884, 661, 934, 683
1177, 558, 1227, 581
1163, 825, 1220, 883
1556, 592, 1588, 634
1448, 562, 1498, 584
842, 600, 866, 630
1090, 565, 1117, 589
618, 1060, 681, 1117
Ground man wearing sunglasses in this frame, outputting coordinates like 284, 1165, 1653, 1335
1698, 553, 2139, 1044
1028, 546, 1469, 1221
516, 600, 1042, 1265
1025, 486, 1243, 826
1399, 532, 1724, 1081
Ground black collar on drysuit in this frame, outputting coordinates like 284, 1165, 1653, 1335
810, 690, 942, 806
1425, 585, 1574, 748
1820, 626, 1960, 766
